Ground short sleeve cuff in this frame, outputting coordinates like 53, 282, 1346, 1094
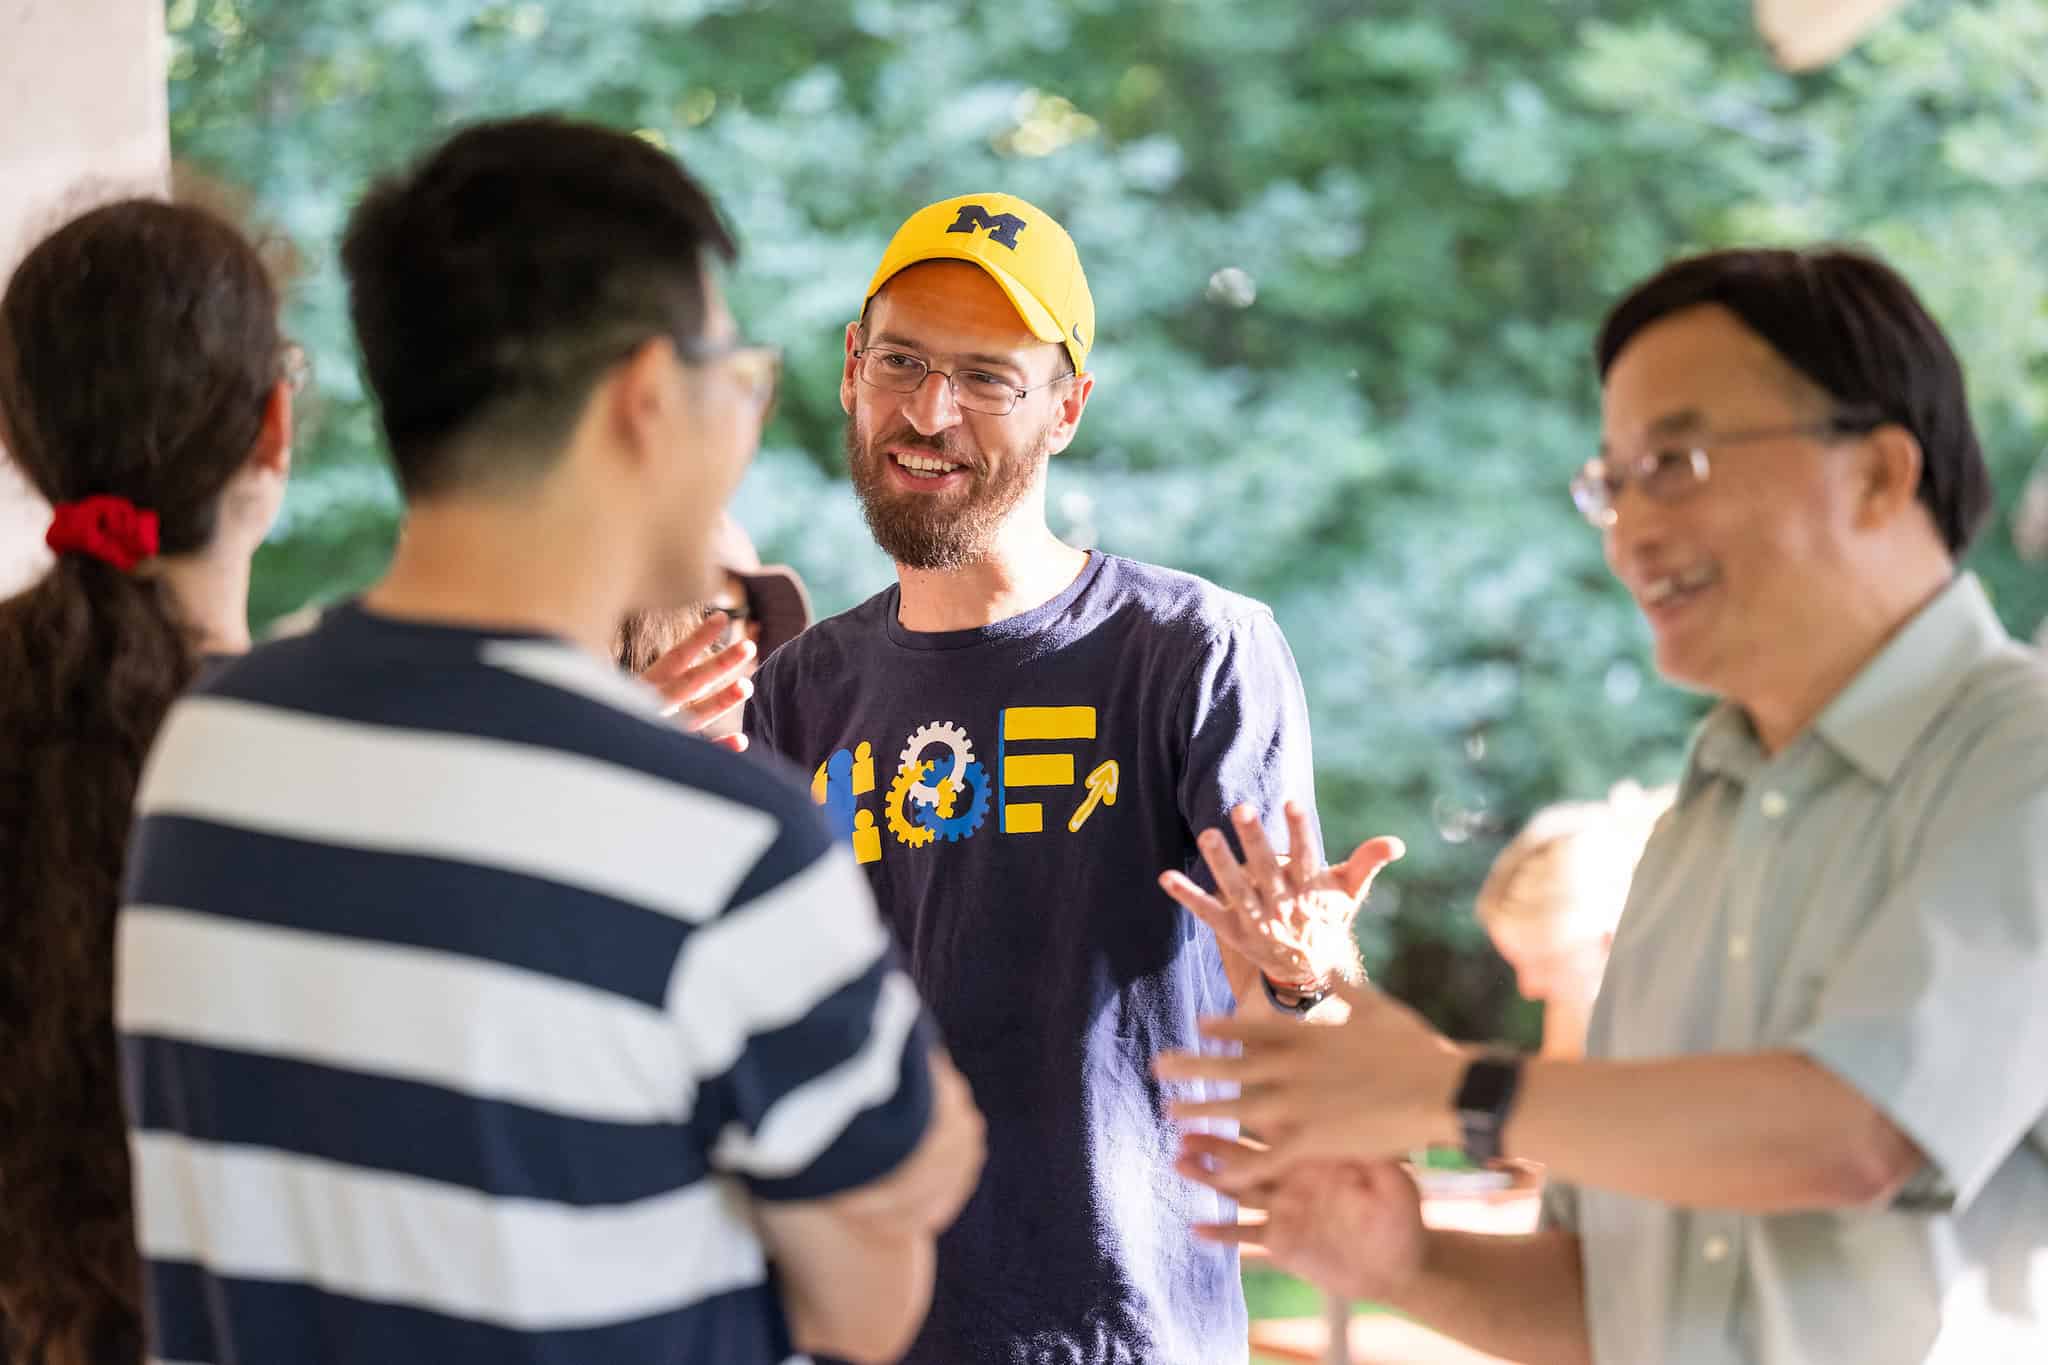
744, 1010, 936, 1203
1539, 1175, 1580, 1233
1792, 1028, 1989, 1208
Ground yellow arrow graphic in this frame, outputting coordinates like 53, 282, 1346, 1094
1068, 760, 1120, 833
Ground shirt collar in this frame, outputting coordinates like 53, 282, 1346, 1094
1812, 573, 2012, 784
1677, 573, 2012, 800
1678, 701, 1764, 803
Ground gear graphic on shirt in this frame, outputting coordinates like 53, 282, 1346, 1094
911, 761, 992, 842
898, 721, 977, 807
885, 759, 937, 848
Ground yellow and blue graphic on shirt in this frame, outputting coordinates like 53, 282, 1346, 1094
810, 708, 1119, 865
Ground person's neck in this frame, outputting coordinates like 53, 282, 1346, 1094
153, 541, 256, 656
1741, 550, 1954, 755
364, 494, 648, 659
894, 522, 1090, 634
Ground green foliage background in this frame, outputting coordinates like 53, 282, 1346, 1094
170, 0, 2048, 1044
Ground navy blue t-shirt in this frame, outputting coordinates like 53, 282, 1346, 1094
747, 552, 1321, 1365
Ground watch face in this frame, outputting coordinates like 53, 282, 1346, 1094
1455, 1055, 1523, 1111
1454, 1056, 1523, 1166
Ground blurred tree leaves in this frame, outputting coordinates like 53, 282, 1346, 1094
171, 0, 2048, 1038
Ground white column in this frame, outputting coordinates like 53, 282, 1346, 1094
0, 0, 170, 596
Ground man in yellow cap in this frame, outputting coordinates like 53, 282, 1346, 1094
745, 194, 1398, 1363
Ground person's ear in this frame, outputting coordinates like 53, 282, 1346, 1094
1855, 423, 1925, 532
606, 337, 683, 469
1042, 369, 1095, 458
246, 378, 293, 479
221, 377, 295, 546
841, 320, 862, 416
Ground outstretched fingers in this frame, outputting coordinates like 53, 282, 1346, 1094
1176, 1130, 1286, 1194
1231, 804, 1293, 902
1332, 834, 1405, 903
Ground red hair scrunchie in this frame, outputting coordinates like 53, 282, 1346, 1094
45, 494, 160, 573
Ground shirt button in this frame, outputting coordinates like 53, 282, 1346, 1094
1703, 1235, 1732, 1263
1729, 934, 1750, 961
1759, 791, 1789, 819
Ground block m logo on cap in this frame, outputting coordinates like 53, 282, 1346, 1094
945, 204, 1028, 250
866, 192, 1093, 373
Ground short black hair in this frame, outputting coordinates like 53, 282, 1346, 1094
341, 116, 737, 496
1596, 247, 1992, 557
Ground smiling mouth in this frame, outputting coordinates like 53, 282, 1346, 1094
891, 450, 967, 481
1640, 563, 1720, 611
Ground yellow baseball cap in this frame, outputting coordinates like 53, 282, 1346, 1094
862, 193, 1095, 375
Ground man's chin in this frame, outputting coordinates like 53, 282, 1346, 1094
1649, 640, 1724, 698
867, 521, 987, 572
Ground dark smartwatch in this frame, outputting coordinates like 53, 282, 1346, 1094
1260, 972, 1331, 1016
1453, 1052, 1525, 1165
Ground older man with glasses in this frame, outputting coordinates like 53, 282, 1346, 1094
744, 193, 1402, 1364
1155, 246, 2048, 1365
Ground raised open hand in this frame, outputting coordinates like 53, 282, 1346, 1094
1160, 800, 1403, 990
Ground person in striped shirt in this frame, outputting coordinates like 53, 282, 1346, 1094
117, 115, 983, 1365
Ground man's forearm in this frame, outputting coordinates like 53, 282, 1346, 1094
778, 1223, 935, 1364
760, 1051, 984, 1364
1382, 1228, 1592, 1365
1505, 1051, 1920, 1212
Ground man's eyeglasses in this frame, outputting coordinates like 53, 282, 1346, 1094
706, 599, 756, 645
495, 328, 781, 419
678, 338, 782, 417
853, 345, 1070, 417
1569, 415, 1879, 529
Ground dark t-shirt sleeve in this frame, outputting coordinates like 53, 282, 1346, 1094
1174, 610, 1324, 864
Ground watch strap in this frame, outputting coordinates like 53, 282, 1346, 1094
1260, 972, 1330, 1016
1453, 1052, 1525, 1165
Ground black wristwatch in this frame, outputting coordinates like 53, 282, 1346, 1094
1452, 1052, 1525, 1165
1260, 972, 1331, 1016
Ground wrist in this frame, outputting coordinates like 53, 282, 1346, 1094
1259, 970, 1332, 1015
1373, 1226, 1440, 1311
1262, 966, 1329, 994
1449, 1048, 1525, 1164
1347, 1217, 1440, 1312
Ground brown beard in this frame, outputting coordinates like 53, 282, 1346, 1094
844, 416, 1051, 570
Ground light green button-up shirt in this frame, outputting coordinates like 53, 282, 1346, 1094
1547, 573, 2048, 1365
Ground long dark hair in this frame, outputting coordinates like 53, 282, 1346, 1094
0, 199, 282, 1365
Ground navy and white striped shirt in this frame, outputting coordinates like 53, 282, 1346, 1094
117, 604, 932, 1365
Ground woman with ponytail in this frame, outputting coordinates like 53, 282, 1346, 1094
0, 199, 294, 1365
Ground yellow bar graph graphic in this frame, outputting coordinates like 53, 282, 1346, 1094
1003, 707, 1096, 742
1000, 706, 1097, 835
1003, 753, 1075, 788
